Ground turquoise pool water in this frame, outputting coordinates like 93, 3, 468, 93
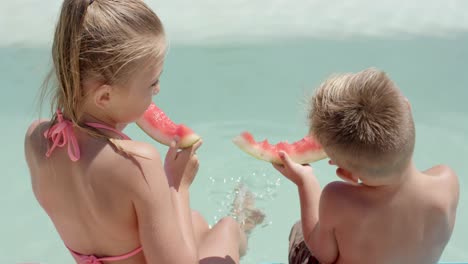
1, 1, 467, 263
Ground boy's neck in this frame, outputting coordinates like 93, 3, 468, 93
359, 160, 418, 189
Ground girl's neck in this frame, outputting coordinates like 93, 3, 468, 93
79, 111, 128, 133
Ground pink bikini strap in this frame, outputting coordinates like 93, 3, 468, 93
67, 246, 143, 264
85, 122, 131, 140
44, 110, 131, 162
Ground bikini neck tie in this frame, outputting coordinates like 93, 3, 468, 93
44, 109, 130, 162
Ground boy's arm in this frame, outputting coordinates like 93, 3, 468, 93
305, 183, 339, 263
273, 152, 339, 263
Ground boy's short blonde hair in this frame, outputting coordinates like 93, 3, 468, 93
310, 68, 415, 178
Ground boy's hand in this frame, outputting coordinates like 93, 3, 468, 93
164, 138, 202, 191
272, 151, 314, 186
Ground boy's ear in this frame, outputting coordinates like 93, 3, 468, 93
404, 97, 411, 110
93, 84, 113, 109
336, 167, 359, 184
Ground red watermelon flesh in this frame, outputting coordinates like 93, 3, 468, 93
137, 103, 201, 148
232, 131, 327, 164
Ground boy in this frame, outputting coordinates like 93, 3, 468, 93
273, 68, 459, 264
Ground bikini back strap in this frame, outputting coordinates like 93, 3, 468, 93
86, 122, 131, 140
67, 246, 143, 264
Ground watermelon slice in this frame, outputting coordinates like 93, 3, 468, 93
137, 102, 201, 148
232, 132, 327, 164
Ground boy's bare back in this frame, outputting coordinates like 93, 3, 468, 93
323, 164, 459, 264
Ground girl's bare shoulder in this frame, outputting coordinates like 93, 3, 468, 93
93, 139, 167, 194
26, 119, 50, 140
25, 119, 51, 158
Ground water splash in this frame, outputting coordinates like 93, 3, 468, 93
208, 167, 282, 228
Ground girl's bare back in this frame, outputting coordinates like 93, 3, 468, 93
26, 120, 149, 263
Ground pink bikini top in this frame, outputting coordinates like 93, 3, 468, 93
44, 110, 131, 161
44, 110, 143, 264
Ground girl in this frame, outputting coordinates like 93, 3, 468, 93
25, 0, 262, 263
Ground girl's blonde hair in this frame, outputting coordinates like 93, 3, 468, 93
41, 0, 166, 132
309, 68, 415, 178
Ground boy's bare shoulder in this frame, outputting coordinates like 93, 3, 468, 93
321, 181, 379, 216
423, 164, 459, 203
424, 164, 458, 192
424, 164, 457, 179
318, 181, 367, 226
321, 181, 364, 207
323, 181, 362, 197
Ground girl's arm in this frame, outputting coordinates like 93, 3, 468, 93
121, 141, 199, 263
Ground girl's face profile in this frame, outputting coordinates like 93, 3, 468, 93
107, 61, 164, 124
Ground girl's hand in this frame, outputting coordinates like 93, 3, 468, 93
272, 151, 315, 186
164, 138, 202, 191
